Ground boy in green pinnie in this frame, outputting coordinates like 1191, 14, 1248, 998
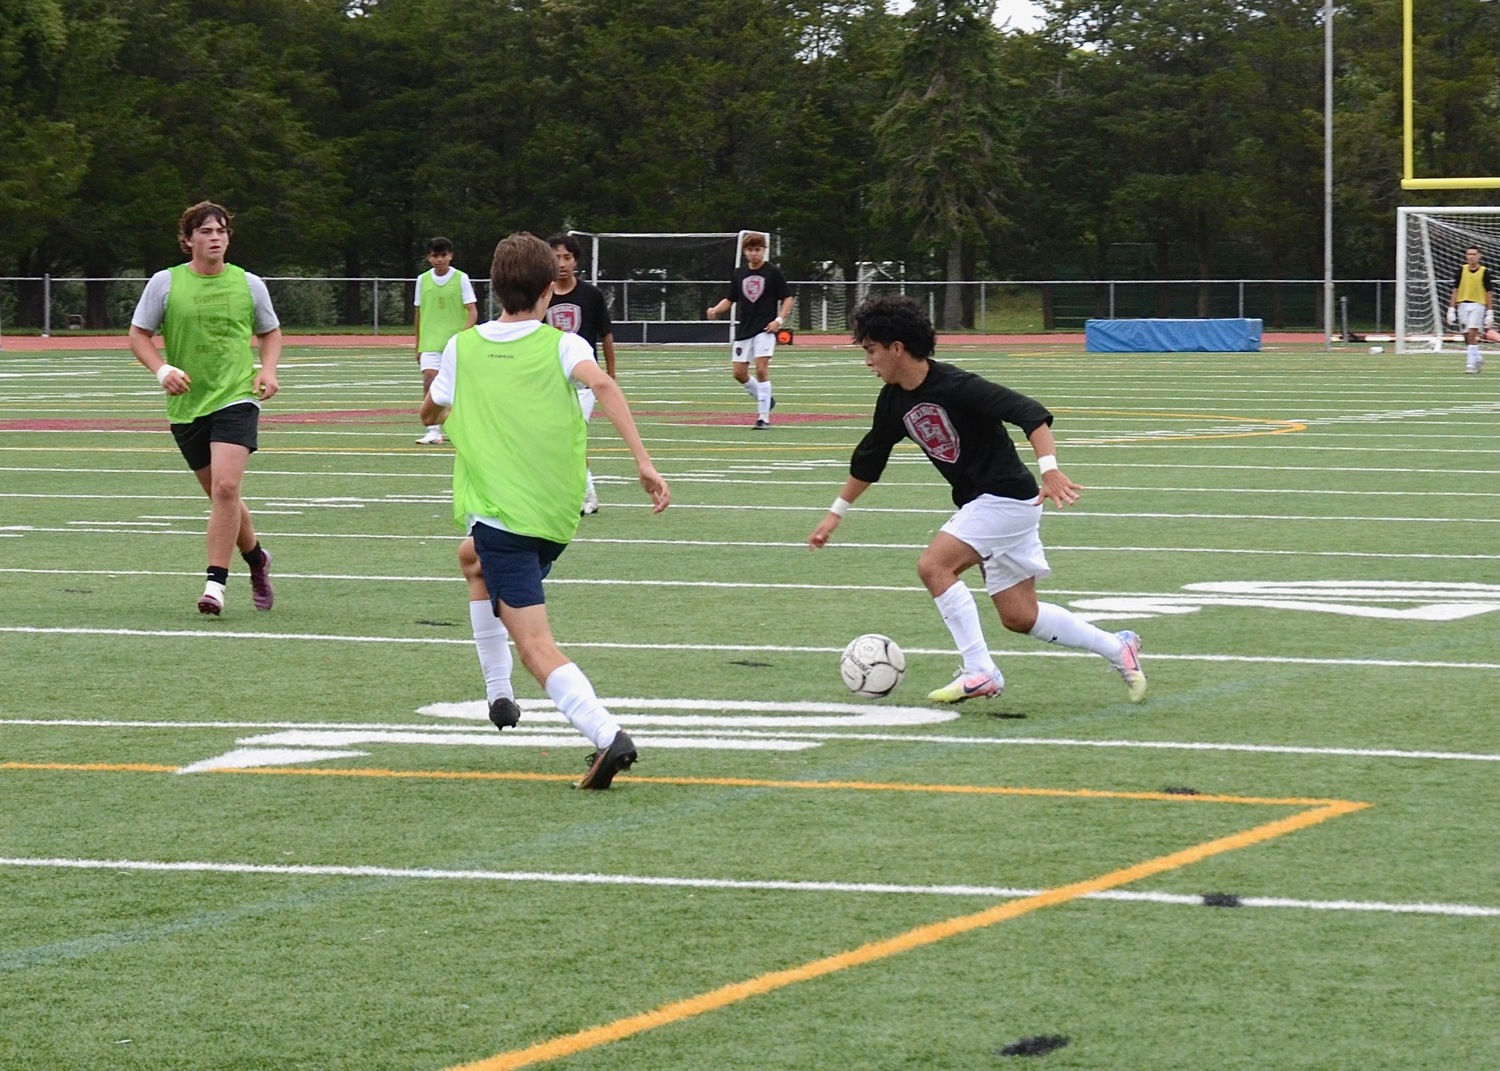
413, 236, 477, 443
129, 201, 282, 616
421, 233, 670, 789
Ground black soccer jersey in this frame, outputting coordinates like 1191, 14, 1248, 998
546, 280, 613, 353
727, 264, 792, 340
849, 361, 1054, 507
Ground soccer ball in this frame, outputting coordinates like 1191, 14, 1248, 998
840, 634, 906, 698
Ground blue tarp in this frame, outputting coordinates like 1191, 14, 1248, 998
1085, 318, 1263, 353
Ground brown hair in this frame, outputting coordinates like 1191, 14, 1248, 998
490, 232, 558, 314
742, 232, 767, 250
177, 202, 232, 253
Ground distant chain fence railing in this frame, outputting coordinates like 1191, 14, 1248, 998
0, 275, 1399, 338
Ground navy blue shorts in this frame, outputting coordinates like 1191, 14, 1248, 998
471, 523, 567, 611
170, 401, 260, 472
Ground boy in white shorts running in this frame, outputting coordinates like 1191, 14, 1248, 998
707, 232, 793, 428
808, 293, 1146, 704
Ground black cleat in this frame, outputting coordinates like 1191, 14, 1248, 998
575, 730, 637, 790
487, 696, 521, 731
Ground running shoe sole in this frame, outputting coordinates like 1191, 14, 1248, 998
575, 731, 638, 790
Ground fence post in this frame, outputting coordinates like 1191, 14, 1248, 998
372, 279, 379, 336
1108, 281, 1115, 318
42, 274, 52, 337
1238, 280, 1245, 318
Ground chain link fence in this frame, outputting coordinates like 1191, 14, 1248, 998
0, 275, 1396, 338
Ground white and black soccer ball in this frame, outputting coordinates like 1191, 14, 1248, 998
839, 633, 906, 698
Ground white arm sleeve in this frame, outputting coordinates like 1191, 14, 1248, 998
245, 273, 281, 334
428, 336, 459, 407
560, 332, 597, 385
130, 271, 173, 333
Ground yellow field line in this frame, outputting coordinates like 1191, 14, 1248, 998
446, 800, 1366, 1071
0, 762, 1349, 808
1, 757, 1367, 1071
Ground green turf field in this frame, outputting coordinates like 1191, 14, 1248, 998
1, 340, 1496, 1070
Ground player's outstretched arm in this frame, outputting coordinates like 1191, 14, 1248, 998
576, 362, 670, 513
809, 476, 872, 549
1027, 424, 1081, 509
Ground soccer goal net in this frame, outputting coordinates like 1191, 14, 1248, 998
569, 230, 769, 344
1396, 207, 1500, 353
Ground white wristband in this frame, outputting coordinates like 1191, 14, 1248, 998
155, 364, 182, 385
1037, 455, 1058, 474
830, 496, 852, 517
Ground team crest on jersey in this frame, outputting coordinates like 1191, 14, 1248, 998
742, 275, 765, 302
548, 304, 581, 333
904, 403, 960, 463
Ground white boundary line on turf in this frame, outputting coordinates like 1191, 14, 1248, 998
0, 626, 1495, 670
0, 857, 1493, 918
4, 715, 1497, 763
2, 528, 1496, 560
4, 495, 1497, 525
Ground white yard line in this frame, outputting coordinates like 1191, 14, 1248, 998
0, 625, 1494, 671
0, 856, 1493, 918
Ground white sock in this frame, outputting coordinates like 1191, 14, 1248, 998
544, 662, 619, 748
742, 379, 759, 398
429, 425, 443, 435
1469, 344, 1481, 367
933, 582, 996, 674
758, 379, 773, 418
1030, 602, 1126, 664
585, 469, 596, 496
469, 600, 514, 702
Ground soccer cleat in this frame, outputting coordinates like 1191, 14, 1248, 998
1114, 630, 1147, 703
487, 696, 521, 731
248, 549, 274, 611
415, 429, 446, 444
197, 580, 225, 616
575, 730, 637, 790
926, 668, 1005, 703
580, 487, 600, 516
753, 418, 770, 430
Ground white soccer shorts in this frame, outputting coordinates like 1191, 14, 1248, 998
940, 493, 1052, 596
418, 350, 443, 372
732, 332, 777, 363
1457, 302, 1487, 332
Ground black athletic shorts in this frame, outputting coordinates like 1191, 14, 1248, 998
471, 522, 568, 612
170, 401, 260, 472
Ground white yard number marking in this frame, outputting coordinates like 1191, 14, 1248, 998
1068, 580, 1500, 623
178, 699, 958, 773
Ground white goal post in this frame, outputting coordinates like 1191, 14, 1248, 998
1396, 207, 1500, 353
567, 230, 772, 344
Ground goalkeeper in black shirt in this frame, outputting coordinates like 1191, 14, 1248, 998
808, 294, 1146, 704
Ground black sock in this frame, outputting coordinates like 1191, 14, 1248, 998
207, 566, 229, 586
241, 543, 266, 569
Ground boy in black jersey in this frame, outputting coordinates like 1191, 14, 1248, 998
707, 232, 793, 428
808, 294, 1146, 704
546, 233, 617, 512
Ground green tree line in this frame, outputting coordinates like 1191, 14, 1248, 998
1, 0, 1494, 328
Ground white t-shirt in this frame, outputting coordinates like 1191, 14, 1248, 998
412, 268, 478, 307
131, 268, 280, 335
428, 319, 596, 409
